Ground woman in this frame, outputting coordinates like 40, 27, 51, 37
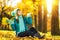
10, 9, 45, 39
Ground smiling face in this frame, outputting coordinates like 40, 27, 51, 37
17, 9, 22, 16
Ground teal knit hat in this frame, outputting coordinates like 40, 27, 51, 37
11, 8, 19, 16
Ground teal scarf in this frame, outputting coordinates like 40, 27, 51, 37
17, 16, 25, 34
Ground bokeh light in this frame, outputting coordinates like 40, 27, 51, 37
46, 0, 53, 13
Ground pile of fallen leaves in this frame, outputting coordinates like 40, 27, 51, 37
0, 30, 43, 40
0, 30, 60, 40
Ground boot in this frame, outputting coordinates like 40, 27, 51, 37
34, 32, 45, 39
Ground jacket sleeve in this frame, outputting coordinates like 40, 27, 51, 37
26, 14, 32, 25
7, 19, 16, 31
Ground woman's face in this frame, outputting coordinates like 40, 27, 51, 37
17, 10, 22, 16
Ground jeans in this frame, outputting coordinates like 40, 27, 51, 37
17, 27, 37, 37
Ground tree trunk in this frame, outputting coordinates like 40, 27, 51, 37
38, 2, 43, 32
42, 4, 47, 33
51, 0, 59, 35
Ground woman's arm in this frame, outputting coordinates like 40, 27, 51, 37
26, 14, 32, 25
7, 19, 16, 31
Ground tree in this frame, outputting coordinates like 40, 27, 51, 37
51, 0, 59, 35
42, 1, 47, 33
38, 0, 43, 32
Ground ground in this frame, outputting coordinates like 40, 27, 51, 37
0, 30, 60, 40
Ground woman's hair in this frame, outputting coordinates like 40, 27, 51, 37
16, 9, 20, 14
16, 9, 20, 23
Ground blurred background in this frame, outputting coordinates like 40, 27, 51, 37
0, 0, 60, 36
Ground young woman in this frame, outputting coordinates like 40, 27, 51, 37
10, 9, 45, 39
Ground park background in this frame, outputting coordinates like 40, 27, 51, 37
0, 0, 60, 40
